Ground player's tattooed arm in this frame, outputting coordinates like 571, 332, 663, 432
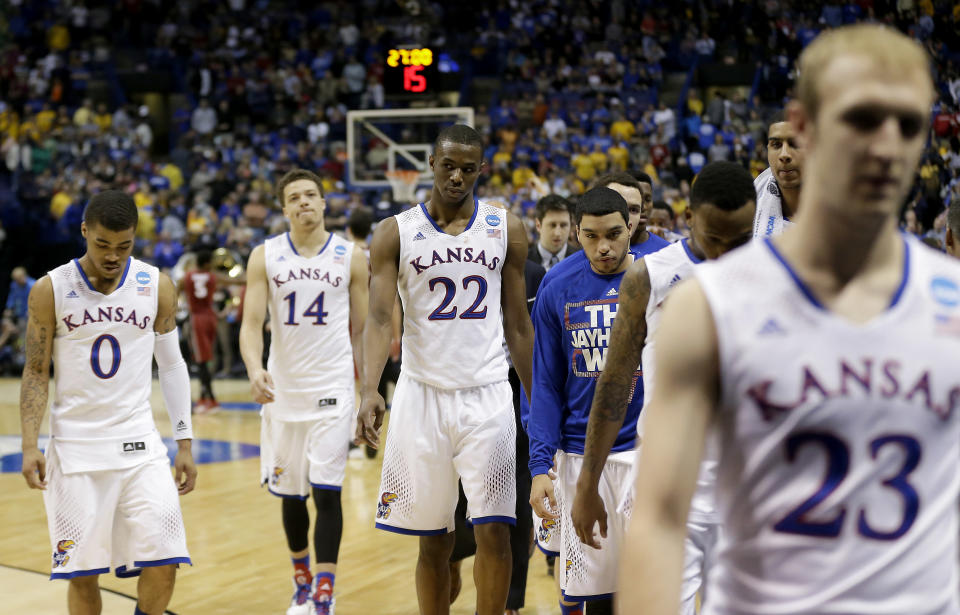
502, 212, 535, 398
20, 277, 54, 488
155, 273, 178, 334
580, 258, 651, 486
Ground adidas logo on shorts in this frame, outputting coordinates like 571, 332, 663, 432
413, 232, 426, 241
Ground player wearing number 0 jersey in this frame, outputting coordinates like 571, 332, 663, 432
240, 169, 369, 615
570, 162, 755, 615
20, 190, 196, 615
357, 125, 534, 615
620, 25, 960, 615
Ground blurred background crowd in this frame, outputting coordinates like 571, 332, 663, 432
1, 0, 959, 375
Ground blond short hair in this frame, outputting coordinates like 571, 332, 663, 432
797, 24, 932, 119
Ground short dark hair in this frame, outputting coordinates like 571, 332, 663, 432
768, 110, 787, 131
196, 249, 213, 268
276, 169, 324, 205
652, 201, 675, 221
347, 207, 373, 239
575, 186, 629, 226
629, 170, 654, 187
592, 171, 641, 191
948, 201, 960, 239
534, 194, 573, 222
690, 161, 756, 212
433, 124, 483, 155
83, 190, 138, 232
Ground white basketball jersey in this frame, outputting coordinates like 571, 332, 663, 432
48, 258, 159, 461
753, 167, 793, 237
396, 201, 509, 389
696, 237, 960, 614
263, 232, 354, 420
641, 239, 718, 523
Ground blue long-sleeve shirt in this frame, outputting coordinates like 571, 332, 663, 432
527, 255, 646, 477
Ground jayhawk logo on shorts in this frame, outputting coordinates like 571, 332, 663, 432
565, 559, 573, 574
270, 466, 284, 487
537, 518, 557, 544
377, 492, 398, 519
52, 540, 75, 568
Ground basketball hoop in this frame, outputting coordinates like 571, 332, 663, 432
386, 169, 421, 204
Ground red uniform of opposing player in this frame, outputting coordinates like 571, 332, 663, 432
182, 250, 219, 412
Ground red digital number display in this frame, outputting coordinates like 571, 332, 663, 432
403, 65, 427, 93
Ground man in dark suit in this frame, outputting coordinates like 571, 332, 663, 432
528, 195, 580, 271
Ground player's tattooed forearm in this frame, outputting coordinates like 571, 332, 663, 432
593, 379, 630, 423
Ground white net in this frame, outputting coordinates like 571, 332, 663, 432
386, 170, 421, 204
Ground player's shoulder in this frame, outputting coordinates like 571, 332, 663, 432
908, 234, 960, 283
540, 252, 587, 293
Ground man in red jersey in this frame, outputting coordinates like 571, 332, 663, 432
181, 249, 219, 413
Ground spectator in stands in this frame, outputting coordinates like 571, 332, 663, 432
0, 266, 35, 373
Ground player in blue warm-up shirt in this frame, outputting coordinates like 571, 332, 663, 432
528, 186, 645, 614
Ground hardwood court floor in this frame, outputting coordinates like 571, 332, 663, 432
0, 378, 559, 614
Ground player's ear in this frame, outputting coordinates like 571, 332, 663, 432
80, 221, 88, 238
428, 154, 435, 170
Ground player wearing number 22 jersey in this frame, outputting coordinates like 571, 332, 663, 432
358, 126, 534, 614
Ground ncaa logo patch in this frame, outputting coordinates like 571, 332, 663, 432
767, 182, 780, 197
136, 271, 151, 285
334, 245, 347, 256
485, 214, 501, 227
931, 276, 960, 307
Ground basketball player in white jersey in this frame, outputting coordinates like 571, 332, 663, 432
239, 169, 368, 615
620, 25, 960, 615
571, 161, 755, 615
753, 112, 804, 237
20, 190, 196, 615
356, 124, 534, 615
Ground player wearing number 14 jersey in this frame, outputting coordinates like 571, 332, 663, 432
357, 125, 534, 615
240, 169, 368, 615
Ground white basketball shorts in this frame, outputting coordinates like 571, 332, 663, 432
43, 436, 190, 579
260, 392, 354, 498
375, 373, 516, 535
558, 449, 635, 602
681, 519, 719, 615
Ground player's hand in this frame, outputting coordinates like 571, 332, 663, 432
355, 392, 386, 449
571, 483, 607, 549
174, 442, 197, 495
250, 368, 275, 404
530, 473, 558, 519
21, 446, 47, 490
